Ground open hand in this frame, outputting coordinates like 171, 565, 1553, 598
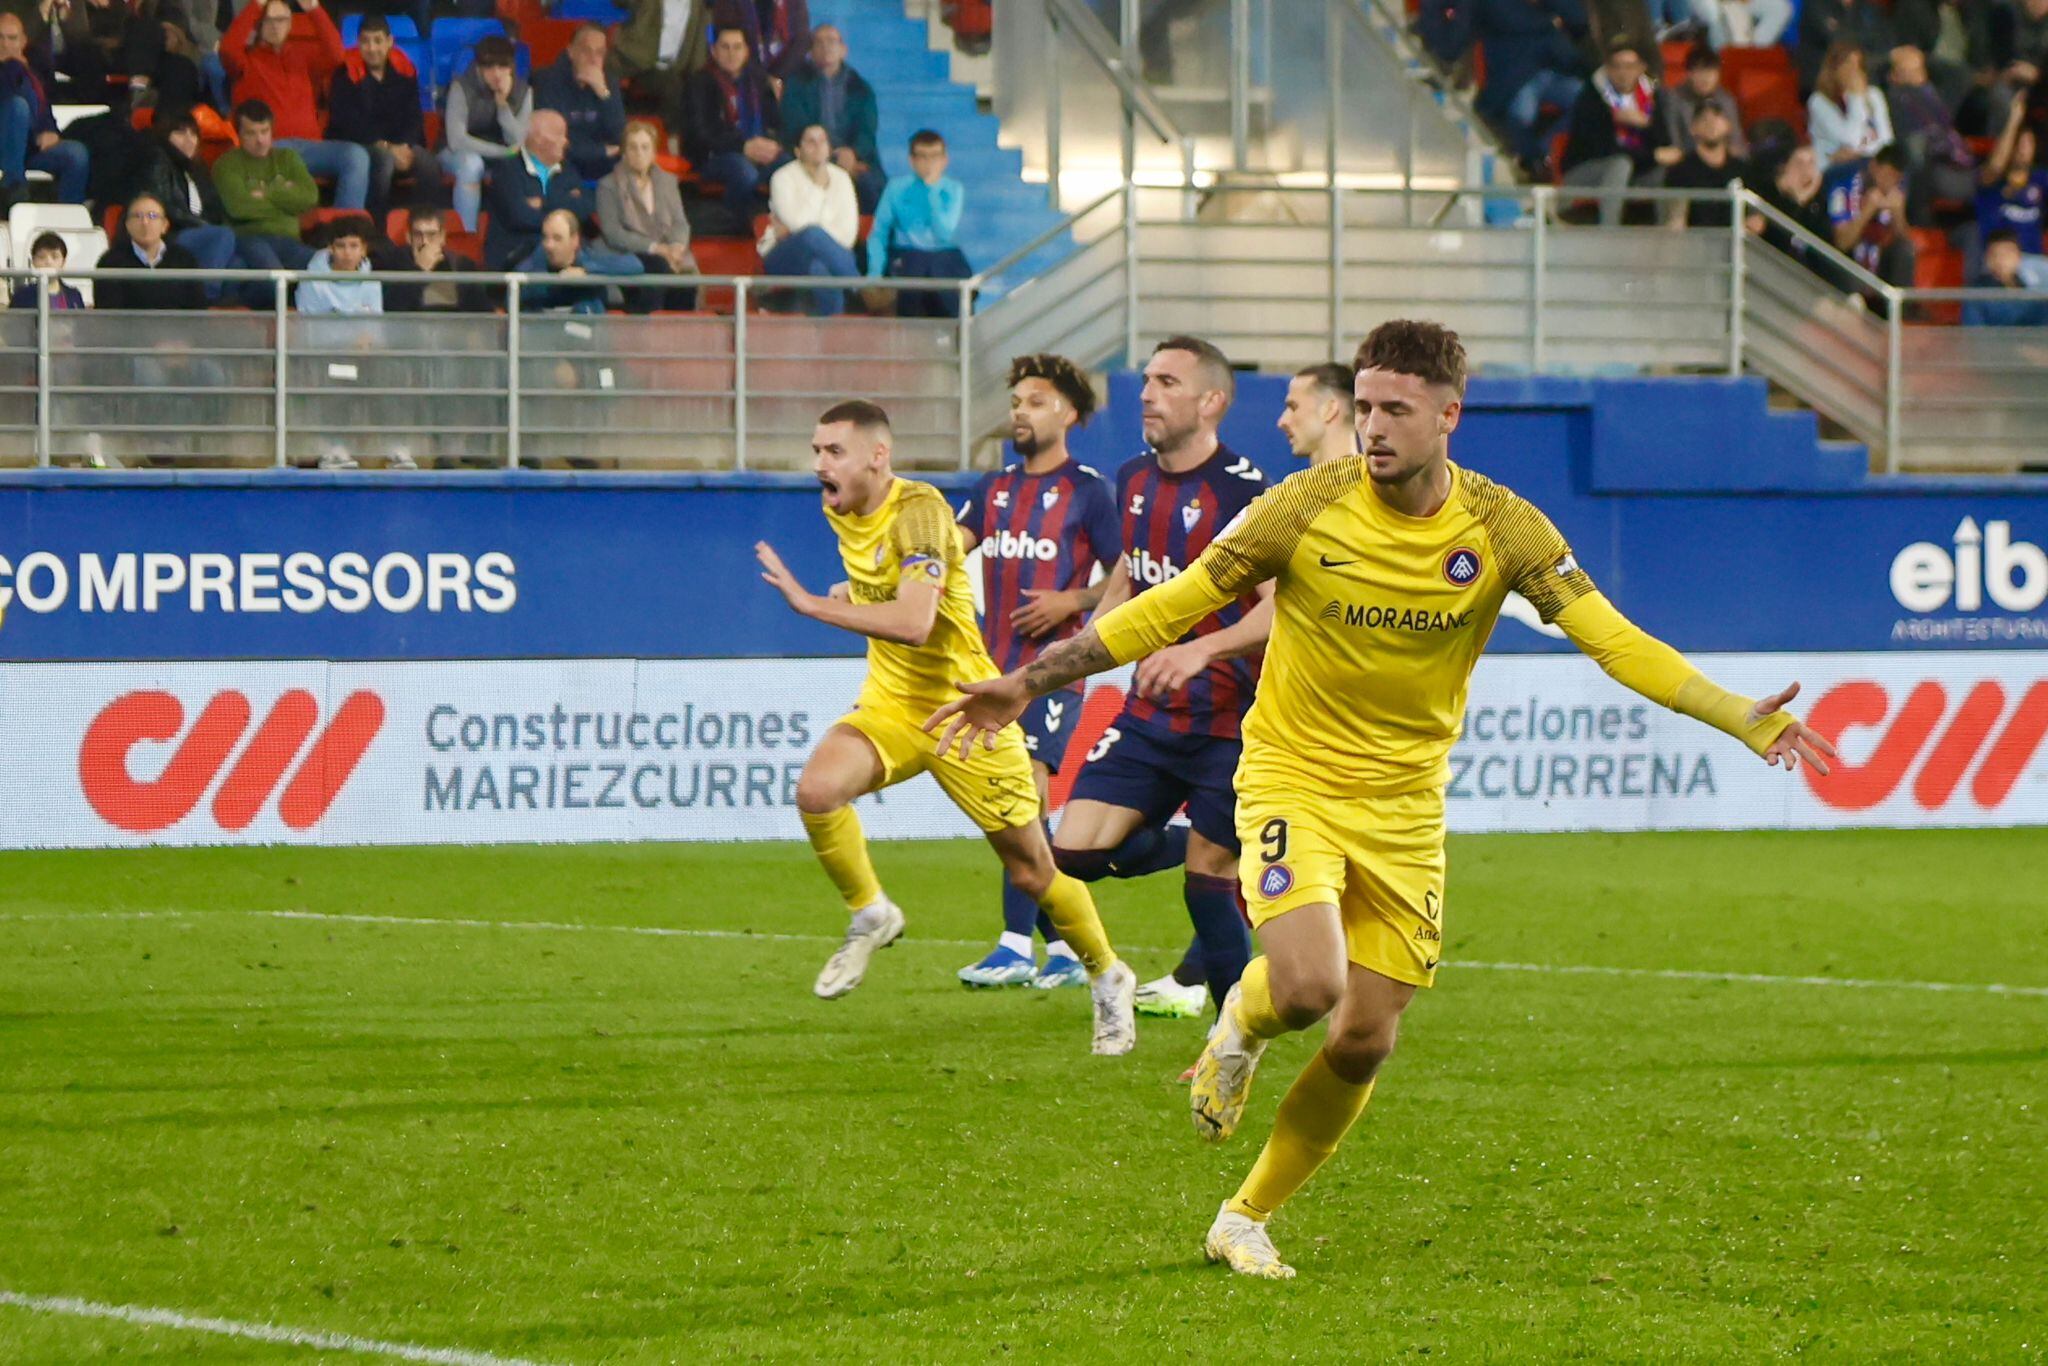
755, 540, 813, 612
1010, 586, 1079, 637
1132, 640, 1209, 699
924, 673, 1030, 759
1751, 682, 1837, 775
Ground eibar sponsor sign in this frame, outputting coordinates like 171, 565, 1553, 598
0, 652, 2040, 849
1889, 518, 2048, 645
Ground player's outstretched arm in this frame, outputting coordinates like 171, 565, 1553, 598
923, 626, 1118, 759
1133, 580, 1275, 698
756, 540, 942, 646
1554, 593, 1837, 774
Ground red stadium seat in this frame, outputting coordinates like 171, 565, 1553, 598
1662, 39, 1693, 76
1721, 45, 1804, 139
1911, 226, 1964, 325
691, 237, 764, 313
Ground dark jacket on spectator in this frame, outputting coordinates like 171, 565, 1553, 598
533, 52, 628, 181
482, 151, 593, 267
140, 141, 229, 232
377, 245, 491, 311
711, 0, 810, 79
328, 46, 427, 148
1894, 0, 2011, 72
1561, 76, 1669, 175
1471, 0, 1589, 119
0, 55, 58, 143
678, 59, 782, 164
779, 61, 878, 168
10, 281, 86, 309
1799, 0, 1898, 86
94, 239, 207, 309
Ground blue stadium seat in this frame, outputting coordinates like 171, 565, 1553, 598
552, 0, 626, 20
429, 17, 508, 89
341, 12, 420, 43
395, 36, 433, 107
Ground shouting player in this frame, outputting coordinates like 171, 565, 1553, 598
1051, 337, 1273, 1025
953, 354, 1123, 989
755, 400, 1139, 1055
926, 321, 1834, 1275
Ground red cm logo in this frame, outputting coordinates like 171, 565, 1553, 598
1802, 679, 2048, 811
79, 689, 386, 833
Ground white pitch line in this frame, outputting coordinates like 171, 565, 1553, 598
0, 1289, 559, 1366
4, 907, 2046, 1000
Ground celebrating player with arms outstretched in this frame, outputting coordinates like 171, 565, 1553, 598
951, 354, 1122, 989
927, 322, 1835, 1274
756, 400, 1138, 1056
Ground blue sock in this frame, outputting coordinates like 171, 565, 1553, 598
1001, 820, 1055, 947
1184, 873, 1252, 1012
1106, 824, 1189, 877
1171, 935, 1205, 986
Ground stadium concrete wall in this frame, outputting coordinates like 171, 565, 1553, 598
0, 377, 2041, 846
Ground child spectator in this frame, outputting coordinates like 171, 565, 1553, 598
298, 214, 382, 315
1964, 229, 2048, 322
445, 36, 532, 233
10, 232, 84, 310
866, 129, 969, 317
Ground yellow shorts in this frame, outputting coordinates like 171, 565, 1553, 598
1236, 784, 1446, 988
837, 703, 1040, 834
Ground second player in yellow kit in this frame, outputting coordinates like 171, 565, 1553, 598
755, 400, 1139, 1057
926, 322, 1838, 1279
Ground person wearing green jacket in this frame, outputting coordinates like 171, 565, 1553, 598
212, 99, 317, 275
779, 25, 881, 211
615, 0, 707, 118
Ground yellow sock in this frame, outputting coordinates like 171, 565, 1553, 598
1225, 1050, 1375, 1221
1035, 872, 1118, 975
1232, 955, 1290, 1041
799, 806, 882, 911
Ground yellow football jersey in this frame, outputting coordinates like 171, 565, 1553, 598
828, 476, 1001, 712
1096, 458, 1793, 800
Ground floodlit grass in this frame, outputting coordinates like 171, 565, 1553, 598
2, 830, 2043, 1362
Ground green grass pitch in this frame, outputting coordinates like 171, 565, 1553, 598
2, 829, 2044, 1362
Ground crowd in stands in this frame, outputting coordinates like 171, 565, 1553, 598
1427, 0, 2048, 320
0, 0, 975, 319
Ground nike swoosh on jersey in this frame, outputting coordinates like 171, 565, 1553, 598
1318, 554, 1359, 568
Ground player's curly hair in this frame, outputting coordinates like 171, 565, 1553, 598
1354, 320, 1467, 397
1006, 353, 1097, 425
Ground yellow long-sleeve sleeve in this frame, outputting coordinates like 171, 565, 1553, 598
1554, 592, 1793, 756
1094, 562, 1238, 666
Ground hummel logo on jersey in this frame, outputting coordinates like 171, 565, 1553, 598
1318, 554, 1358, 568
1129, 493, 1146, 515
993, 490, 1011, 509
1045, 697, 1066, 731
1224, 456, 1264, 481
1554, 553, 1579, 577
1042, 488, 1059, 510
1182, 500, 1201, 531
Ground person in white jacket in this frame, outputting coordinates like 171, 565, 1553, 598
1808, 42, 1895, 165
760, 123, 860, 316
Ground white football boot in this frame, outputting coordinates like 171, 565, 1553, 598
1204, 1203, 1296, 1279
812, 898, 906, 999
1088, 959, 1138, 1056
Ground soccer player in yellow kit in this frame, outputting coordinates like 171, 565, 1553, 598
927, 322, 1836, 1275
755, 399, 1139, 1056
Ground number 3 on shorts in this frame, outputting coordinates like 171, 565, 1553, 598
1085, 726, 1121, 764
1259, 816, 1288, 865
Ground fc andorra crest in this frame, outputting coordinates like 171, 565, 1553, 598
1258, 863, 1294, 899
1443, 546, 1482, 587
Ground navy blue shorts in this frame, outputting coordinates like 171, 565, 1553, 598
1019, 690, 1080, 773
1066, 714, 1242, 851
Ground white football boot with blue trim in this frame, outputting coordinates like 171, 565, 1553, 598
957, 944, 1040, 987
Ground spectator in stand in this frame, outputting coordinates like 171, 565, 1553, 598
516, 206, 643, 314
50, 0, 205, 114
1827, 143, 1917, 292
616, 0, 707, 114
1688, 0, 1791, 48
1963, 229, 2048, 322
138, 110, 245, 297
595, 119, 698, 310
1809, 43, 1895, 166
866, 128, 969, 318
482, 108, 590, 268
1587, 0, 1688, 79
1893, 0, 2010, 120
381, 203, 490, 311
1749, 143, 1835, 253
714, 0, 809, 80
534, 24, 625, 183
0, 11, 85, 206
1661, 47, 1748, 160
760, 122, 856, 316
1801, 0, 1898, 89
680, 24, 787, 204
327, 14, 437, 221
1665, 102, 1747, 227
445, 36, 531, 234
221, 0, 369, 210
95, 192, 207, 309
1560, 37, 1680, 226
1471, 0, 1592, 173
1888, 43, 1978, 218
1978, 101, 2048, 279
214, 99, 317, 272
298, 213, 381, 314
10, 231, 83, 309
780, 25, 881, 212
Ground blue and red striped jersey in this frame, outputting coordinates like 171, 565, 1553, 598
1114, 443, 1268, 738
957, 458, 1122, 686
